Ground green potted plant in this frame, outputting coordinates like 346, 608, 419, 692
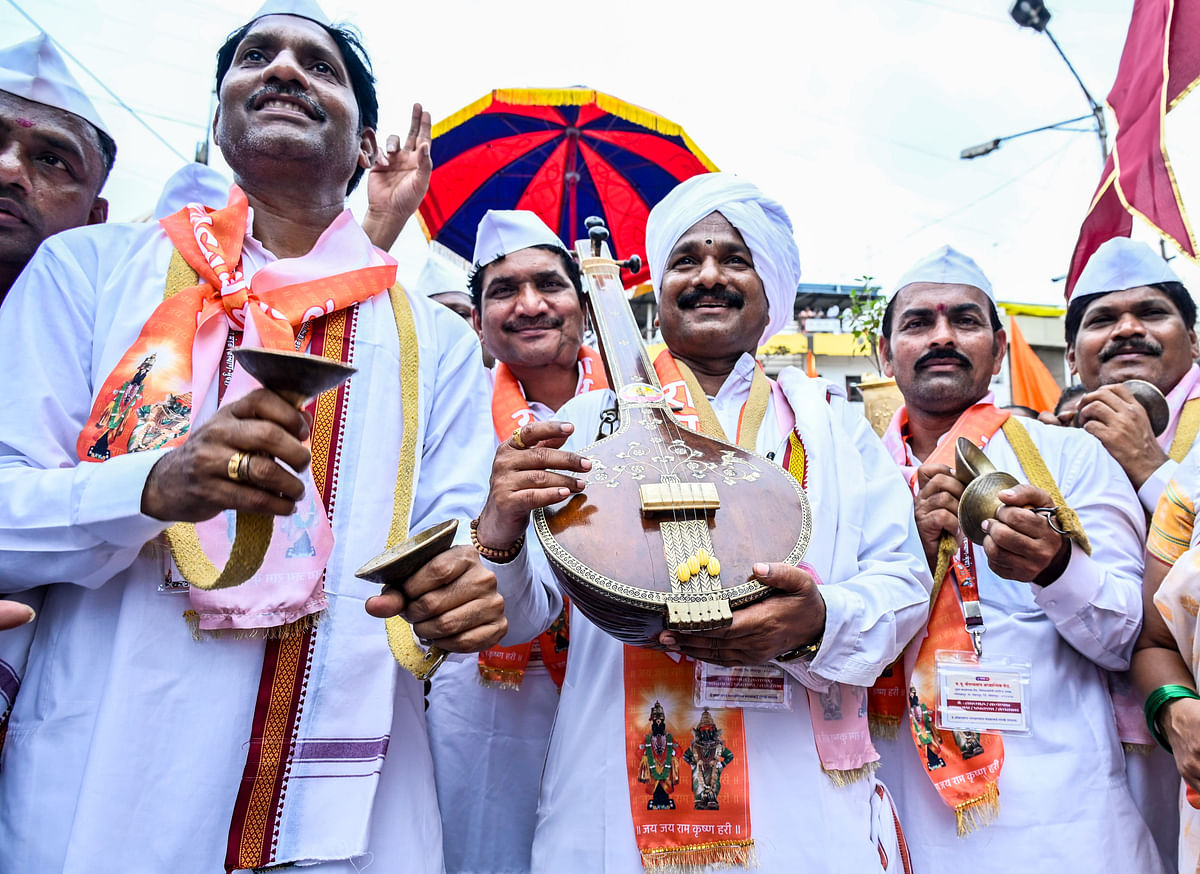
844, 277, 902, 436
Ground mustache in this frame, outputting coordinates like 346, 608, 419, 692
915, 348, 972, 369
502, 315, 564, 332
1099, 336, 1162, 362
246, 84, 327, 121
676, 286, 744, 309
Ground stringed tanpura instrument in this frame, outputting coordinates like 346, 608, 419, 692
532, 220, 812, 647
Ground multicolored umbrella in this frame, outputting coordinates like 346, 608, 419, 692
419, 88, 717, 288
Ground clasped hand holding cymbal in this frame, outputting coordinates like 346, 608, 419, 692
140, 388, 313, 523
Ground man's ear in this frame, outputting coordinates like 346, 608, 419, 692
879, 336, 894, 378
1065, 341, 1077, 376
358, 128, 378, 171
212, 108, 221, 148
88, 197, 108, 226
992, 328, 1007, 376
471, 307, 483, 335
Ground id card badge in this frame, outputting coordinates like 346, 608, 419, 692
935, 651, 1032, 736
695, 662, 792, 711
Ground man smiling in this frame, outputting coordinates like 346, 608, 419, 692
475, 173, 931, 872
1067, 237, 1199, 513
427, 210, 603, 874
0, 2, 552, 870
1064, 239, 1199, 865
875, 245, 1162, 873
0, 33, 114, 302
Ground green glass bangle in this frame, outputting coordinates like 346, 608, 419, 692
1144, 684, 1200, 754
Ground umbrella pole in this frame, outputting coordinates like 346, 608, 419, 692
565, 127, 580, 246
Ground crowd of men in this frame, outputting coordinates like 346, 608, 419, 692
1, 2, 1198, 872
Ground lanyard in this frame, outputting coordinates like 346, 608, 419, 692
950, 539, 985, 657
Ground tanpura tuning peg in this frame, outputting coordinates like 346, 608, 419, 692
584, 216, 606, 229
621, 254, 643, 274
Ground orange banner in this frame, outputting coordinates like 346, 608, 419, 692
1008, 317, 1061, 413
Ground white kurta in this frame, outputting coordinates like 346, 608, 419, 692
0, 218, 554, 873
427, 396, 563, 874
529, 357, 933, 872
876, 416, 1167, 874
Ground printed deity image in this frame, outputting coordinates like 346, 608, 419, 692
87, 354, 159, 459
683, 709, 734, 810
635, 699, 739, 812
637, 701, 680, 810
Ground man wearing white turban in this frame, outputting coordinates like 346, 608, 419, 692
473, 172, 932, 872
874, 245, 1163, 874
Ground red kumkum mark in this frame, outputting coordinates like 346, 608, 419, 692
16, 118, 34, 128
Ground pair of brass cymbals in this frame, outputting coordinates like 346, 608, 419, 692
954, 439, 1019, 545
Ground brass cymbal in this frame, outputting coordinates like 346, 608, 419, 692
954, 438, 1019, 545
233, 347, 357, 408
1123, 378, 1170, 436
355, 519, 460, 587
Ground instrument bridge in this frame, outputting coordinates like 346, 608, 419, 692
652, 475, 732, 631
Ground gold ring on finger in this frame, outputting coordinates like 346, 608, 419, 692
511, 427, 527, 450
227, 450, 247, 482
237, 450, 255, 485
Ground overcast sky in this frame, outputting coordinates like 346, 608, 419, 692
6, 0, 1198, 303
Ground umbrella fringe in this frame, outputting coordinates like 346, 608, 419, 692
433, 88, 718, 172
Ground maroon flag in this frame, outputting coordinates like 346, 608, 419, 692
1066, 0, 1200, 297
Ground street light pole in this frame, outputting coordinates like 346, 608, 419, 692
1041, 28, 1109, 164
960, 113, 1094, 160
1009, 1, 1109, 166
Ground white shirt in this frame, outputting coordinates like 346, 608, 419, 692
530, 358, 933, 872
427, 396, 564, 874
876, 417, 1166, 874
0, 217, 552, 872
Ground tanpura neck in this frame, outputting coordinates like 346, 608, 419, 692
241, 185, 346, 260
904, 405, 971, 463
510, 361, 579, 413
672, 351, 740, 397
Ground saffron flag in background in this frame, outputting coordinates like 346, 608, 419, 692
1008, 316, 1061, 412
1065, 0, 1200, 296
806, 348, 819, 378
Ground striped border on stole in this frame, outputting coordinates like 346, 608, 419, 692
225, 308, 355, 871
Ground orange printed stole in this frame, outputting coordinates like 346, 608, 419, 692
622, 350, 763, 871
77, 187, 394, 462
489, 345, 608, 435
625, 647, 754, 871
900, 403, 1010, 835
477, 347, 607, 690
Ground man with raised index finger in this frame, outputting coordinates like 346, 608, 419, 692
0, 2, 555, 871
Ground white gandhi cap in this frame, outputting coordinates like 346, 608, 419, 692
0, 33, 110, 139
